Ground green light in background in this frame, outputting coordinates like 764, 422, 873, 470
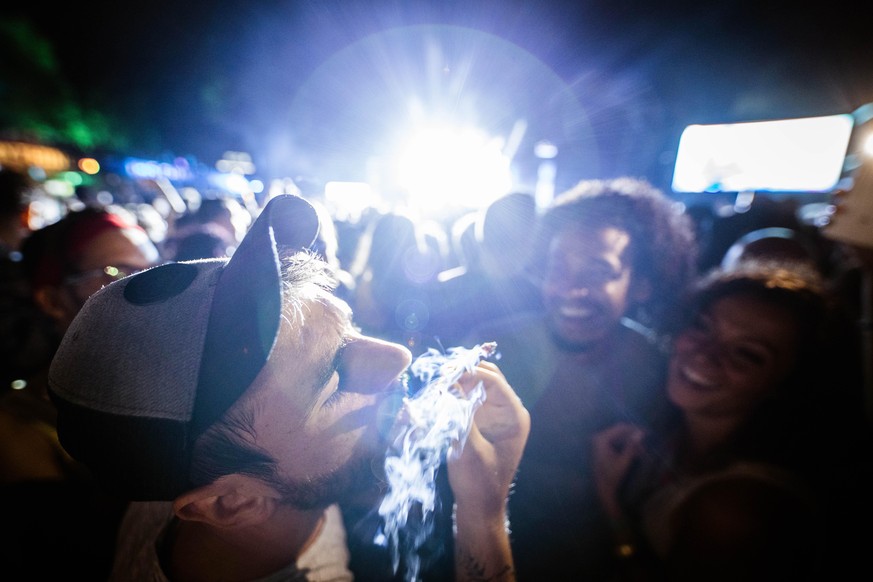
58, 171, 84, 186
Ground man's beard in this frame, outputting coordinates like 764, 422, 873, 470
275, 447, 385, 510
547, 318, 603, 353
274, 392, 408, 510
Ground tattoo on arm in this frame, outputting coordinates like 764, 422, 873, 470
458, 550, 516, 582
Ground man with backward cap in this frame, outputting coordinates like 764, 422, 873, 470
48, 194, 530, 581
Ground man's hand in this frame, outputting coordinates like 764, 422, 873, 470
447, 361, 530, 581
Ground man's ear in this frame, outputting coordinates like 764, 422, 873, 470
172, 474, 278, 528
33, 286, 74, 324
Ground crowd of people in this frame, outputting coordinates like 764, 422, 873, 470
1, 165, 872, 581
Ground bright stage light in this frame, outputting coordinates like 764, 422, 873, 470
325, 181, 377, 221
393, 125, 512, 213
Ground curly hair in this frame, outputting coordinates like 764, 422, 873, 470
529, 177, 698, 330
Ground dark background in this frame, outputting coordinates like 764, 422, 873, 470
5, 0, 873, 194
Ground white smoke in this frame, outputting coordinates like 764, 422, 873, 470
376, 342, 497, 581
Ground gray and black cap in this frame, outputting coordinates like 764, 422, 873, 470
48, 194, 320, 500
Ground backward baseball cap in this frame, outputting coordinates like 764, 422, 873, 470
48, 194, 320, 500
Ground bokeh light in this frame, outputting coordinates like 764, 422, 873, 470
78, 157, 101, 174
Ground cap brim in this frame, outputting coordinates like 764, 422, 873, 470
192, 194, 320, 436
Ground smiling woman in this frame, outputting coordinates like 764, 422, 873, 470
592, 258, 871, 581
665, 262, 828, 421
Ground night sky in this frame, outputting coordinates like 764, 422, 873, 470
7, 0, 873, 193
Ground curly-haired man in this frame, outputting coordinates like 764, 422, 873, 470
467, 177, 698, 581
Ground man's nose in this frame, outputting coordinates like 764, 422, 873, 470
550, 277, 591, 298
343, 336, 413, 393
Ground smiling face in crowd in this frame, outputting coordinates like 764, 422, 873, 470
666, 292, 800, 420
541, 225, 648, 349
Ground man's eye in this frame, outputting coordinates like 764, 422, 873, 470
323, 390, 344, 408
